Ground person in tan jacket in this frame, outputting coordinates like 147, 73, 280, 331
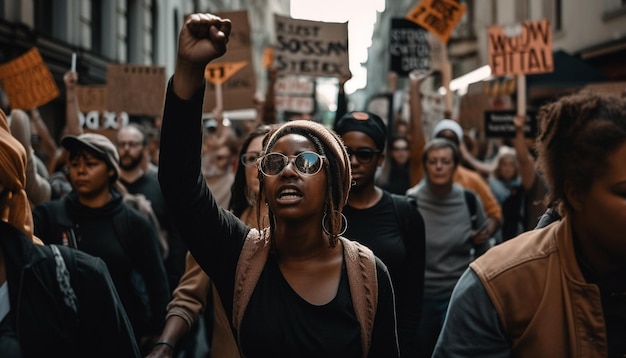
433, 92, 626, 357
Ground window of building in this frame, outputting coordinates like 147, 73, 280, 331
515, 0, 529, 22
543, 0, 562, 32
34, 0, 54, 36
603, 0, 626, 20
127, 0, 141, 63
91, 0, 103, 54
151, 0, 158, 64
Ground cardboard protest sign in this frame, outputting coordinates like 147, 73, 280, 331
488, 19, 553, 76
406, 0, 467, 43
484, 110, 537, 138
76, 85, 107, 112
204, 61, 249, 85
106, 64, 165, 117
203, 10, 256, 112
0, 48, 59, 110
389, 18, 430, 76
274, 75, 315, 113
458, 91, 513, 135
273, 14, 350, 78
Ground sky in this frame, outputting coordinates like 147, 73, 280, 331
290, 0, 385, 94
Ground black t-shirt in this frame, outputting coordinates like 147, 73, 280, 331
240, 255, 361, 358
342, 190, 425, 357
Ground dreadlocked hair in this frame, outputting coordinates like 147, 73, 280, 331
536, 92, 626, 216
257, 120, 351, 248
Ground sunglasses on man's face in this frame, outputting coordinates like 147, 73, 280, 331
259, 151, 326, 177
345, 147, 381, 164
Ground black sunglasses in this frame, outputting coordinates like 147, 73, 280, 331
345, 147, 381, 164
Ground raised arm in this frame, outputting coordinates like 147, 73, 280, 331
63, 70, 83, 136
407, 70, 430, 186
512, 114, 536, 191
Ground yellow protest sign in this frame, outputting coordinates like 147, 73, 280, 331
0, 48, 59, 110
204, 61, 249, 85
406, 0, 466, 43
488, 19, 553, 76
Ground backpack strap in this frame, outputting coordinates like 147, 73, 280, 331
232, 231, 378, 358
339, 236, 378, 358
463, 189, 479, 230
50, 245, 79, 314
232, 228, 271, 332
389, 193, 418, 244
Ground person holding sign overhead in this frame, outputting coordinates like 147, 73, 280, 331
433, 92, 626, 357
159, 13, 399, 357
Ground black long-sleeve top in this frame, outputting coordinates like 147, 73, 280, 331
158, 79, 399, 357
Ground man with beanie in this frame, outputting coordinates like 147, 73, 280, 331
336, 111, 426, 357
33, 132, 171, 354
407, 118, 502, 246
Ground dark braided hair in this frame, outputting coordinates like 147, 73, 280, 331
536, 92, 626, 216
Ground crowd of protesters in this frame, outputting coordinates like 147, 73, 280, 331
0, 11, 624, 358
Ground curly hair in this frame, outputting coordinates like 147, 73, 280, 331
535, 92, 626, 216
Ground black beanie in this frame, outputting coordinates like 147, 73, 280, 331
335, 111, 387, 150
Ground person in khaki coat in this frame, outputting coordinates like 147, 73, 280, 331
433, 93, 626, 357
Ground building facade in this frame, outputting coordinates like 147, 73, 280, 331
0, 0, 288, 138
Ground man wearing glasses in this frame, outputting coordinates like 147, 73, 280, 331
116, 123, 187, 294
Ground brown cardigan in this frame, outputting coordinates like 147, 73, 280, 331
233, 228, 379, 358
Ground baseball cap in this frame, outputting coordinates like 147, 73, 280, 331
61, 133, 120, 182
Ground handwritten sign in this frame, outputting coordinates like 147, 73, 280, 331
76, 85, 107, 112
406, 0, 466, 43
0, 48, 59, 110
106, 64, 165, 117
273, 14, 350, 78
203, 10, 256, 112
205, 61, 249, 85
488, 19, 553, 76
389, 18, 430, 76
274, 75, 315, 113
484, 110, 537, 138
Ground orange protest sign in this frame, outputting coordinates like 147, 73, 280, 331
204, 61, 249, 85
406, 0, 466, 43
488, 19, 553, 76
0, 48, 59, 110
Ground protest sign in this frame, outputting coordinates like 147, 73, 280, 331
488, 19, 553, 76
274, 75, 315, 113
76, 85, 107, 112
106, 64, 165, 117
484, 110, 537, 138
406, 0, 466, 43
273, 14, 350, 78
389, 18, 430, 76
203, 10, 256, 112
0, 48, 59, 110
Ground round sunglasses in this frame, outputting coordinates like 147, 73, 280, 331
259, 151, 326, 177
